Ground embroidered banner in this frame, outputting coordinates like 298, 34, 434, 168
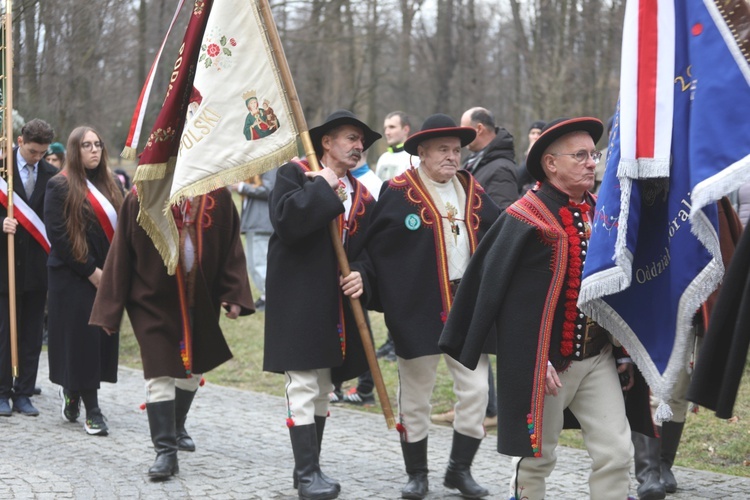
132, 0, 297, 273
579, 0, 750, 420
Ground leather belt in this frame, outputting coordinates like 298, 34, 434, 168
579, 320, 610, 360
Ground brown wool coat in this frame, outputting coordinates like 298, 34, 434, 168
89, 188, 254, 379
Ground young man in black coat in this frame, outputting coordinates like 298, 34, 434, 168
0, 118, 56, 416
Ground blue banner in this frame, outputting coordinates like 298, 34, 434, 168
579, 0, 750, 420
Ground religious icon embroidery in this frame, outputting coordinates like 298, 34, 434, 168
241, 90, 280, 141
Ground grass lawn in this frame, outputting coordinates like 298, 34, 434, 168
118, 302, 750, 477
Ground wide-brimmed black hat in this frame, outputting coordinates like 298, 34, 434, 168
403, 114, 476, 155
526, 117, 603, 182
308, 109, 381, 157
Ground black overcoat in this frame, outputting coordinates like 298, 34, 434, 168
45, 174, 119, 390
263, 161, 374, 383
364, 168, 499, 359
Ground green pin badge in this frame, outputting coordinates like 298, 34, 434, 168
405, 214, 421, 230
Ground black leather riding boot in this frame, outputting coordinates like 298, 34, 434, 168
175, 387, 196, 452
146, 400, 179, 480
401, 438, 429, 499
660, 421, 685, 493
293, 417, 341, 492
290, 423, 338, 500
632, 431, 666, 500
443, 431, 489, 498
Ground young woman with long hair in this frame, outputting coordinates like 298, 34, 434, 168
45, 126, 124, 436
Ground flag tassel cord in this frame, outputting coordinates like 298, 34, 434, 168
257, 0, 395, 430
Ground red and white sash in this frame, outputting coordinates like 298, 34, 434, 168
0, 176, 51, 253
61, 171, 118, 243
84, 178, 117, 243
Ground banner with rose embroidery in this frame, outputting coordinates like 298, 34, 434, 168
132, 0, 298, 273
578, 0, 750, 421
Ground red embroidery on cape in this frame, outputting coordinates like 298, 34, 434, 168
506, 192, 570, 456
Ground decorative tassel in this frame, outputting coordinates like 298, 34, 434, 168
120, 146, 137, 161
286, 417, 295, 428
139, 402, 146, 411
199, 377, 206, 387
654, 401, 674, 424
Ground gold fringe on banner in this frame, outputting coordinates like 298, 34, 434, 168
133, 160, 171, 182
168, 142, 297, 206
120, 146, 137, 162
136, 202, 180, 274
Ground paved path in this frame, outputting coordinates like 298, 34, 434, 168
2, 357, 749, 499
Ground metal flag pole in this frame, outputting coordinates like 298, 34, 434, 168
256, 0, 396, 430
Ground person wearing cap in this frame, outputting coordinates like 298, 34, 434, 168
516, 120, 547, 192
44, 142, 66, 170
363, 113, 499, 499
440, 117, 637, 500
263, 109, 381, 500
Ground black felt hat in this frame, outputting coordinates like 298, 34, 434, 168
403, 114, 476, 155
526, 117, 603, 182
308, 109, 381, 157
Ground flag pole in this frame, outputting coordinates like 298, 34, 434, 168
1, 0, 18, 378
257, 0, 395, 430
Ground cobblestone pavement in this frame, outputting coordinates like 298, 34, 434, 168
2, 357, 749, 499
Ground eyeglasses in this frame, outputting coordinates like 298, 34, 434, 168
550, 150, 602, 163
81, 141, 104, 151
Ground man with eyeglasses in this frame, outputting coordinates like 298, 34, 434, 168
0, 118, 56, 417
441, 117, 641, 500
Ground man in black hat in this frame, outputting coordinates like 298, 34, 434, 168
440, 117, 637, 500
263, 109, 380, 500
363, 113, 499, 499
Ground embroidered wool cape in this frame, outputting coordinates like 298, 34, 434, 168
263, 161, 375, 383
440, 183, 652, 457
365, 169, 499, 359
90, 189, 254, 379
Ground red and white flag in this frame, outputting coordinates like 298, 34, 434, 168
618, 0, 675, 179
0, 176, 50, 253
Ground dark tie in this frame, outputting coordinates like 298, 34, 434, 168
23, 164, 35, 198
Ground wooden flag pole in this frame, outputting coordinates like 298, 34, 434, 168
257, 0, 395, 430
1, 0, 18, 378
